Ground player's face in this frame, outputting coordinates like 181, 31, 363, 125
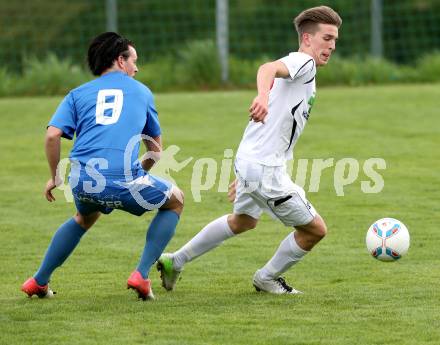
121, 45, 138, 77
305, 24, 339, 66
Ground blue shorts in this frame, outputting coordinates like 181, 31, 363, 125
71, 170, 172, 216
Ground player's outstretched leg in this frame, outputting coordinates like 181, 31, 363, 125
157, 214, 257, 291
157, 215, 235, 291
21, 213, 98, 298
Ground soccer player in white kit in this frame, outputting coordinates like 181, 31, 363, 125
158, 6, 342, 294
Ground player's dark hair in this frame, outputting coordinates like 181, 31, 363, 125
87, 32, 134, 76
294, 6, 342, 40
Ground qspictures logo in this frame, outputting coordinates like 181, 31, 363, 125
54, 136, 386, 209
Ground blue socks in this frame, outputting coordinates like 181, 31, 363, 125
34, 218, 86, 285
137, 210, 179, 278
33, 210, 178, 284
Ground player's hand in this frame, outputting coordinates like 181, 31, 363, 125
44, 178, 57, 202
228, 179, 237, 203
249, 94, 269, 123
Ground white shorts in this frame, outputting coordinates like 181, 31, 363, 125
233, 158, 317, 227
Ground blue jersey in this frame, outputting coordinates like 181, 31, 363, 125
49, 71, 161, 174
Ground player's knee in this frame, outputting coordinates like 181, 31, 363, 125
297, 215, 327, 241
239, 222, 257, 232
313, 217, 328, 239
304, 214, 326, 239
315, 222, 327, 239
228, 214, 257, 234
177, 188, 185, 204
74, 212, 99, 230
163, 187, 184, 215
174, 187, 184, 210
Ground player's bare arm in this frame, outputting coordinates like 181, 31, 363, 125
249, 60, 290, 123
44, 126, 63, 202
141, 135, 162, 171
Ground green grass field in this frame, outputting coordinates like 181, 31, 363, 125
1, 85, 439, 344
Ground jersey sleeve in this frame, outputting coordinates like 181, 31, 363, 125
142, 93, 161, 138
48, 93, 76, 140
280, 53, 315, 81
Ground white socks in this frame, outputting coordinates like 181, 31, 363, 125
259, 232, 308, 280
173, 215, 235, 270
172, 218, 307, 280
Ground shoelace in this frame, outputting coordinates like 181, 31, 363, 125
276, 277, 293, 292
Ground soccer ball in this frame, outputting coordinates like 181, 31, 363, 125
365, 218, 410, 261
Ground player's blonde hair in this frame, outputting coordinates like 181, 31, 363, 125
294, 6, 342, 40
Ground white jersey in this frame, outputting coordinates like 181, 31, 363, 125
236, 52, 316, 166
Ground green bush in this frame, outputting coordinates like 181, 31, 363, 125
177, 40, 221, 88
137, 40, 222, 91
416, 52, 440, 82
229, 56, 269, 88
136, 44, 266, 91
136, 55, 178, 92
1, 50, 440, 97
0, 68, 13, 97
14, 54, 91, 96
352, 57, 403, 85
318, 56, 421, 86
317, 57, 358, 86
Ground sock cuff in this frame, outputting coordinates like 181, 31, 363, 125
69, 217, 87, 234
289, 233, 309, 255
220, 215, 235, 238
158, 209, 180, 220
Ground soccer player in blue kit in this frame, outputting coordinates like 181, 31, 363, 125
21, 32, 184, 300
